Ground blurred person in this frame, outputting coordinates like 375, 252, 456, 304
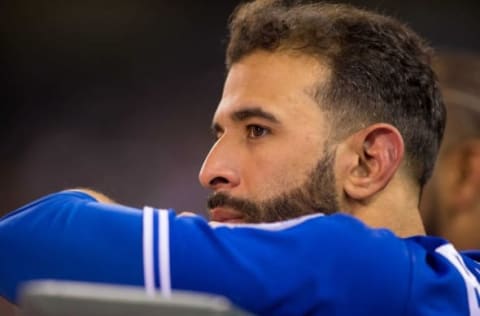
421, 54, 480, 250
1, 1, 479, 315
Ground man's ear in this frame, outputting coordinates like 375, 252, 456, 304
342, 123, 405, 200
453, 140, 480, 210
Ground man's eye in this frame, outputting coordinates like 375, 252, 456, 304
247, 125, 270, 138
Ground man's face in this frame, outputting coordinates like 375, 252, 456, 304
199, 51, 339, 223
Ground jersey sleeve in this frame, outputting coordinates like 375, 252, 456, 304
0, 191, 145, 302
166, 212, 415, 315
1, 191, 477, 315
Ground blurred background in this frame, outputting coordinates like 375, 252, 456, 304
1, 0, 479, 216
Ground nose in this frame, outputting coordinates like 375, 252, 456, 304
198, 138, 241, 192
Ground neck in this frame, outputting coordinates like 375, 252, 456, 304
347, 176, 426, 237
354, 205, 425, 237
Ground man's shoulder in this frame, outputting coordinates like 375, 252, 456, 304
400, 236, 480, 315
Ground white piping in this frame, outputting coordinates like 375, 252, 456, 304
209, 213, 324, 230
436, 244, 480, 315
142, 206, 155, 297
158, 209, 172, 298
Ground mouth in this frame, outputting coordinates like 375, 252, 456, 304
210, 207, 246, 223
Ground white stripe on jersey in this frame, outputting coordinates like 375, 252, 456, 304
209, 213, 324, 231
158, 209, 172, 298
436, 244, 480, 316
142, 206, 155, 297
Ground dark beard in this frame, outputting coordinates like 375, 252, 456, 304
207, 149, 339, 223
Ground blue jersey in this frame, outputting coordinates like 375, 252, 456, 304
1, 191, 480, 315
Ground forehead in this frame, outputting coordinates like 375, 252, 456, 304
214, 51, 330, 124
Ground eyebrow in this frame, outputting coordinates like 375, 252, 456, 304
231, 107, 280, 123
211, 107, 280, 134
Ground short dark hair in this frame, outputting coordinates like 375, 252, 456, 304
226, 0, 446, 187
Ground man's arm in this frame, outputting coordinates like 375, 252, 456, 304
0, 191, 475, 315
0, 191, 145, 302
0, 190, 412, 314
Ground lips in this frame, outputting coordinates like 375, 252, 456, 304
210, 207, 245, 223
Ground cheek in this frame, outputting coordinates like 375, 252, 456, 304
243, 148, 318, 200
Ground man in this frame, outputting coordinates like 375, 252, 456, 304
1, 1, 479, 315
421, 54, 480, 250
